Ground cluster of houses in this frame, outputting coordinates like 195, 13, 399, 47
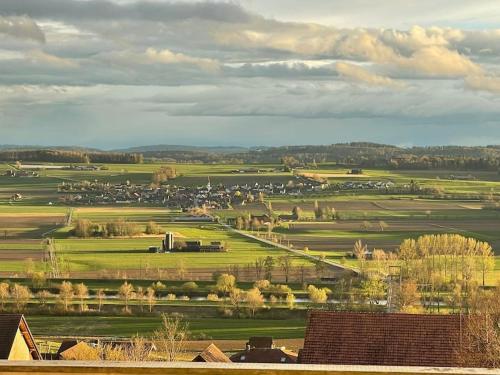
229, 168, 274, 174
0, 311, 467, 367
63, 165, 103, 171
332, 180, 395, 190
3, 169, 39, 178
57, 176, 329, 207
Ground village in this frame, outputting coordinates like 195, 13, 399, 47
56, 176, 330, 207
55, 175, 403, 207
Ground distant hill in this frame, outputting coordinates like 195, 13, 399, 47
0, 145, 102, 152
1, 142, 499, 170
113, 145, 249, 154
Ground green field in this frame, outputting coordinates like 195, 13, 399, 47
1, 161, 499, 280
27, 315, 306, 339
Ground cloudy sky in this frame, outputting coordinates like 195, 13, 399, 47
1, 0, 500, 148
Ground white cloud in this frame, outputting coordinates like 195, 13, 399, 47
144, 48, 220, 72
336, 62, 405, 88
398, 46, 482, 77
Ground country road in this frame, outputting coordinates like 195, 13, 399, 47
221, 223, 360, 275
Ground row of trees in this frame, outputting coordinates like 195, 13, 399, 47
0, 274, 344, 317
151, 166, 177, 185
351, 233, 497, 314
72, 218, 144, 238
0, 150, 143, 164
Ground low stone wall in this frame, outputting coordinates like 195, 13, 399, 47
0, 361, 499, 375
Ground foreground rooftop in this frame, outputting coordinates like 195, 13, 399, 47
1, 362, 499, 375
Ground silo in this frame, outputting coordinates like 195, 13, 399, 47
164, 232, 174, 251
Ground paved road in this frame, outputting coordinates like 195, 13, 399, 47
221, 224, 359, 275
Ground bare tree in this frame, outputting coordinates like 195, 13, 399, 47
0, 282, 9, 311
395, 280, 421, 313
124, 335, 152, 362
119, 281, 135, 313
37, 290, 51, 308
97, 289, 105, 312
136, 286, 145, 312
74, 283, 89, 312
229, 288, 244, 313
153, 314, 189, 362
353, 240, 367, 273
146, 287, 157, 313
286, 293, 296, 309
10, 283, 31, 312
59, 281, 74, 312
460, 287, 500, 368
246, 288, 264, 317
379, 221, 389, 232
278, 255, 292, 283
254, 258, 265, 279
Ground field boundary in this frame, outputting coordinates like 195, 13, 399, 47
221, 224, 360, 275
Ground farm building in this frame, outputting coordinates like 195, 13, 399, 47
0, 314, 41, 360
56, 340, 99, 360
299, 311, 463, 367
192, 343, 231, 363
230, 337, 298, 364
149, 232, 226, 253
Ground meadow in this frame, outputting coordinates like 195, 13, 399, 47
27, 315, 307, 339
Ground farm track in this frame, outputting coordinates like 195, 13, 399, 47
222, 224, 359, 275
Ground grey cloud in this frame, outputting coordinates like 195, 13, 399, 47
0, 15, 45, 43
141, 79, 500, 120
0, 0, 252, 23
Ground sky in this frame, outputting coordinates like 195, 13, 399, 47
1, 0, 500, 148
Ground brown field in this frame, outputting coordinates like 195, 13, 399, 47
74, 207, 170, 214
271, 199, 476, 212
300, 172, 366, 178
271, 201, 378, 211
287, 237, 400, 251
289, 220, 500, 232
0, 215, 65, 224
0, 249, 43, 261
372, 200, 480, 211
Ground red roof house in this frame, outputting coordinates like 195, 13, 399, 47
299, 311, 463, 367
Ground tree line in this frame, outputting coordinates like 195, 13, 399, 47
0, 149, 143, 164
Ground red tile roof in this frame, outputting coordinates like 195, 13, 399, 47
299, 311, 463, 367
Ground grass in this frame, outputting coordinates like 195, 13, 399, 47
27, 315, 306, 339
1, 222, 313, 273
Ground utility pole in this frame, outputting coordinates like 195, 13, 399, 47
387, 265, 401, 313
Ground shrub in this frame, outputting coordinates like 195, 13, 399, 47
181, 282, 198, 293
253, 280, 271, 290
207, 293, 219, 302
